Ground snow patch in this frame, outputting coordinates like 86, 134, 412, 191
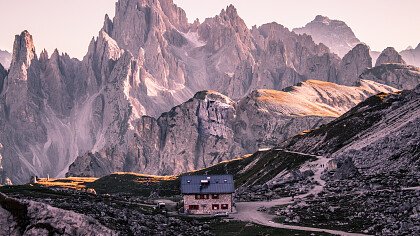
182, 31, 206, 48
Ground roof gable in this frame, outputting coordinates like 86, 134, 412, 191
180, 175, 234, 194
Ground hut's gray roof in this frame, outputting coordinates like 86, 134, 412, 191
180, 175, 234, 194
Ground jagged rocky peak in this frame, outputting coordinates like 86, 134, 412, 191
220, 4, 240, 21
39, 49, 49, 62
338, 43, 372, 85
199, 4, 253, 52
375, 47, 406, 66
106, 0, 189, 55
9, 30, 37, 80
93, 30, 123, 60
293, 15, 361, 58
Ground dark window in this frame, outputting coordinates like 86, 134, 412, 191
189, 205, 199, 210
212, 194, 220, 199
195, 194, 210, 199
212, 204, 219, 210
221, 204, 229, 209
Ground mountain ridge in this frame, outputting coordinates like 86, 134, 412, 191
66, 79, 397, 177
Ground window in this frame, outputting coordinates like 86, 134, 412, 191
189, 205, 199, 210
212, 194, 220, 199
195, 194, 210, 199
212, 204, 220, 210
221, 204, 229, 210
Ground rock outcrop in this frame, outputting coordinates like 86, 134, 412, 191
375, 47, 406, 66
0, 193, 116, 235
67, 80, 397, 177
293, 15, 361, 58
337, 43, 372, 85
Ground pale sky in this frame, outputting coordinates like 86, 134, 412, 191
0, 0, 419, 59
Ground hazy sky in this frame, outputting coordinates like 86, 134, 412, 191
0, 0, 419, 59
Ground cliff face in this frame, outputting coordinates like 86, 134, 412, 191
0, 30, 140, 183
67, 80, 397, 177
337, 43, 372, 85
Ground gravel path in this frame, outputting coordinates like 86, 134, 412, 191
233, 150, 371, 236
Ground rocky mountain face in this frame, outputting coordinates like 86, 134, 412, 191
293, 15, 361, 58
283, 85, 420, 178
0, 50, 12, 70
276, 85, 420, 236
67, 80, 397, 177
375, 47, 406, 66
101, 1, 347, 117
400, 43, 420, 67
0, 30, 140, 183
0, 0, 414, 183
360, 64, 420, 90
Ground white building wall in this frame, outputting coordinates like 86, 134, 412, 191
184, 194, 233, 215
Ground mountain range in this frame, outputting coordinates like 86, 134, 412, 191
293, 15, 420, 68
0, 0, 419, 183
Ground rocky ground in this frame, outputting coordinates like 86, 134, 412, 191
271, 176, 420, 236
0, 186, 212, 236
235, 175, 315, 202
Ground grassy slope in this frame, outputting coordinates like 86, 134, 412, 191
86, 149, 315, 196
9, 150, 314, 197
